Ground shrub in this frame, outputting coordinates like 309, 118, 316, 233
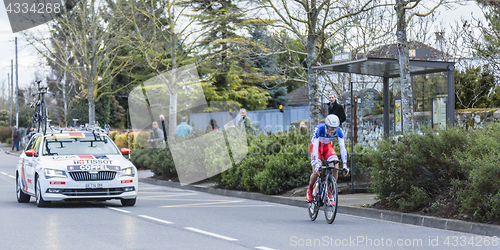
371, 127, 468, 209
0, 126, 12, 143
130, 148, 155, 169
217, 127, 310, 194
114, 132, 129, 149
133, 131, 150, 149
127, 132, 135, 149
396, 186, 429, 212
453, 123, 500, 222
149, 147, 176, 177
370, 123, 500, 223
109, 131, 118, 141
253, 144, 310, 195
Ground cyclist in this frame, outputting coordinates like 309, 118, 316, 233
307, 114, 349, 204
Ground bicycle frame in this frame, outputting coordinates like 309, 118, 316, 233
309, 160, 344, 224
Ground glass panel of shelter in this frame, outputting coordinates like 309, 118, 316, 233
340, 72, 448, 189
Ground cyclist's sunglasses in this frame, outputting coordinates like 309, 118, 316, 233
326, 125, 337, 130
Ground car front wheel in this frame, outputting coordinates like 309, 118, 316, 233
121, 198, 136, 206
16, 175, 30, 203
35, 178, 50, 207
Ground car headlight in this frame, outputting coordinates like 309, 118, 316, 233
120, 167, 135, 177
44, 168, 67, 178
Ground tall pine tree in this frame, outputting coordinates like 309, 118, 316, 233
187, 0, 275, 110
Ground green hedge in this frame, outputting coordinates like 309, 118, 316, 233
0, 126, 12, 143
130, 126, 374, 195
371, 123, 500, 223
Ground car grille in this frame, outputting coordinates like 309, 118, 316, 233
60, 188, 124, 196
68, 171, 117, 181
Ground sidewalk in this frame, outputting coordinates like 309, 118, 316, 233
0, 142, 22, 156
138, 170, 500, 237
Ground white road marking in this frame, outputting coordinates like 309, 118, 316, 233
138, 215, 174, 224
8, 175, 15, 179
0, 172, 8, 175
160, 200, 243, 208
107, 207, 131, 213
185, 227, 238, 241
256, 247, 275, 250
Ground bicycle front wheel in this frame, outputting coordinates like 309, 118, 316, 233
324, 175, 338, 224
308, 182, 320, 221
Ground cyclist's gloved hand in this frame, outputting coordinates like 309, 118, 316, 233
314, 164, 321, 173
343, 163, 349, 176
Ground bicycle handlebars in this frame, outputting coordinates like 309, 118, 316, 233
320, 159, 348, 173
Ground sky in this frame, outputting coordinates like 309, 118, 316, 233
0, 0, 487, 99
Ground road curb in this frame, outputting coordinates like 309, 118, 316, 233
140, 177, 500, 237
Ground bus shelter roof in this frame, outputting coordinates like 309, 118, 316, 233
312, 57, 454, 78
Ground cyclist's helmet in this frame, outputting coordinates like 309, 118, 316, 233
325, 114, 340, 129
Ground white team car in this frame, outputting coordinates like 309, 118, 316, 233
16, 129, 138, 207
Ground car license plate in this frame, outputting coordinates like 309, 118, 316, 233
85, 183, 103, 189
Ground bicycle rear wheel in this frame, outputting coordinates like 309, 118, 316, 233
324, 175, 338, 224
33, 112, 40, 133
308, 182, 320, 221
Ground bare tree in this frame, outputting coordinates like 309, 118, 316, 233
258, 0, 392, 129
24, 0, 132, 126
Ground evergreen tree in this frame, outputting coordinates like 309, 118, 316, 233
187, 0, 275, 110
455, 66, 496, 109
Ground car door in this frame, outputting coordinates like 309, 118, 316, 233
24, 135, 41, 194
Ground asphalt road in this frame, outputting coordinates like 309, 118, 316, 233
0, 151, 498, 250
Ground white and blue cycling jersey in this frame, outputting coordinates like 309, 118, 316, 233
310, 123, 347, 167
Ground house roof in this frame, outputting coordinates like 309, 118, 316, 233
285, 85, 309, 106
367, 40, 452, 60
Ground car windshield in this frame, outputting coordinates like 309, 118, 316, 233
43, 135, 121, 156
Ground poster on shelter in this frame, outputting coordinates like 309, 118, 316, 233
433, 96, 447, 130
395, 100, 402, 132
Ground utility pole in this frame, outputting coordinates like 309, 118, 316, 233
8, 73, 11, 126
10, 60, 13, 127
15, 37, 19, 128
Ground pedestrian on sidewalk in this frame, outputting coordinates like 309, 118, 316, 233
12, 127, 21, 151
176, 116, 192, 138
147, 121, 164, 149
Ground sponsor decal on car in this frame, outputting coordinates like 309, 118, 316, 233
52, 156, 78, 161
67, 165, 120, 171
73, 159, 114, 165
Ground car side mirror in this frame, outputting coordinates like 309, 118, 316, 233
25, 149, 36, 157
121, 148, 131, 159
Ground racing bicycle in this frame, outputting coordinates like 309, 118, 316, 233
30, 80, 49, 135
308, 160, 347, 224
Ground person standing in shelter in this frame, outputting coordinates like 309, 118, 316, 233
176, 116, 193, 137
327, 93, 346, 126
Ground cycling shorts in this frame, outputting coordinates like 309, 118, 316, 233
310, 142, 337, 171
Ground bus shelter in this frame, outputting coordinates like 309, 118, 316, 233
313, 57, 455, 189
